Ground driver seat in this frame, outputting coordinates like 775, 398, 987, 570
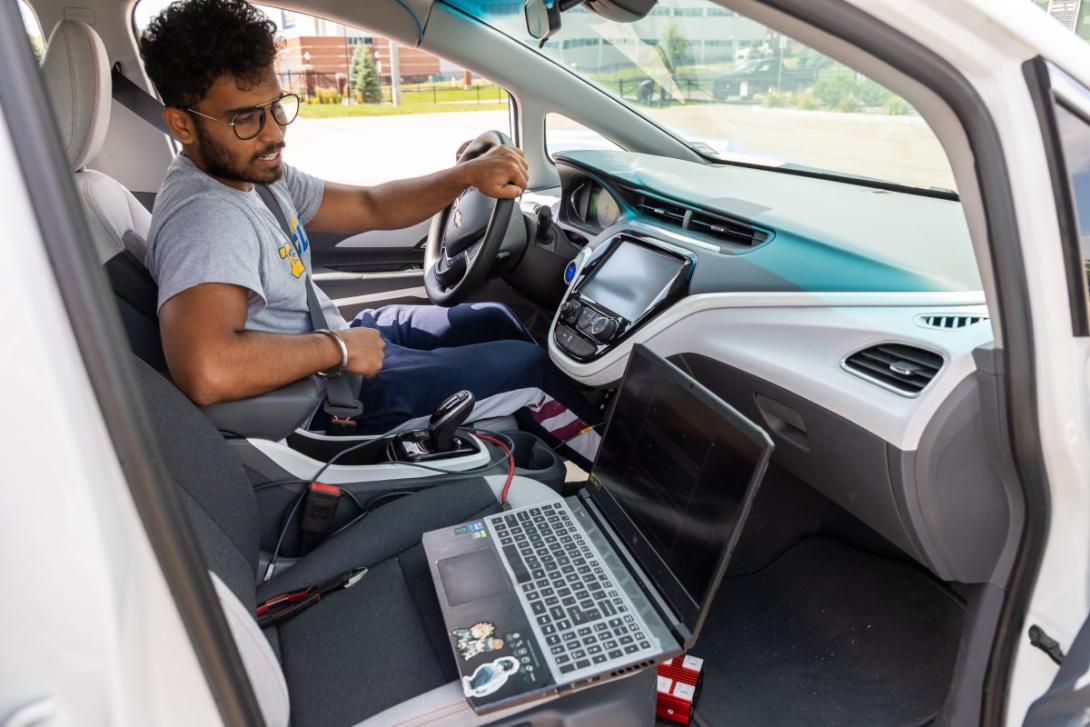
39, 18, 524, 442
40, 19, 327, 439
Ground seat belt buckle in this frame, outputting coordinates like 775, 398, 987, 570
326, 415, 359, 436
301, 482, 341, 538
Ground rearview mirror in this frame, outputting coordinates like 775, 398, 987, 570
524, 0, 561, 47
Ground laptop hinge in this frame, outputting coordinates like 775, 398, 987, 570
577, 490, 693, 647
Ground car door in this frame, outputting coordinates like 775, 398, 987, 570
1024, 616, 1090, 726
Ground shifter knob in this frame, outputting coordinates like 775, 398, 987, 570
428, 390, 476, 452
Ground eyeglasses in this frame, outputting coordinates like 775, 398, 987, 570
186, 92, 301, 141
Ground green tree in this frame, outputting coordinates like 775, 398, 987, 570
349, 44, 382, 103
658, 23, 690, 75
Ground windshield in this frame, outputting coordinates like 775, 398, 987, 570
450, 0, 956, 193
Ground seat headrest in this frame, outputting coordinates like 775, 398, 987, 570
40, 20, 111, 172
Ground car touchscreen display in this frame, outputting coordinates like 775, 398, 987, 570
579, 241, 683, 321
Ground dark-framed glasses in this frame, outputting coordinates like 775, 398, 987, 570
186, 92, 301, 141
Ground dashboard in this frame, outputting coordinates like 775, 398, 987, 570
515, 150, 1011, 587
568, 179, 623, 230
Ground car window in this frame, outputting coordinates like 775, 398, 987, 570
449, 0, 956, 194
19, 0, 44, 61
547, 113, 623, 157
132, 1, 511, 186
1053, 101, 1090, 329
1029, 0, 1090, 41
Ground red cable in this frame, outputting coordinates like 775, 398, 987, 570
477, 434, 515, 506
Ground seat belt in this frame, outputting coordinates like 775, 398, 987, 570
110, 64, 364, 432
255, 184, 363, 433
110, 65, 171, 134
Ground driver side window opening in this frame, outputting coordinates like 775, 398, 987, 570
131, 1, 513, 186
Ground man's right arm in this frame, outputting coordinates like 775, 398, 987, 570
159, 283, 384, 406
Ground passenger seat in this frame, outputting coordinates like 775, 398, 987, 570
132, 353, 651, 726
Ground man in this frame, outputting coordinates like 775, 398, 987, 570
139, 0, 600, 461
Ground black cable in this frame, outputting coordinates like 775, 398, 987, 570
253, 478, 308, 491
328, 490, 418, 538
254, 479, 364, 512
260, 427, 516, 582
264, 490, 306, 582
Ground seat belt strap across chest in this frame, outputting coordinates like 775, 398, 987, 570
109, 65, 364, 428
255, 184, 363, 427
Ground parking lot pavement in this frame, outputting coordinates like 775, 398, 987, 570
283, 105, 954, 192
282, 110, 509, 186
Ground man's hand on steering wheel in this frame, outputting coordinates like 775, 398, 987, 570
426, 130, 527, 307
460, 145, 528, 200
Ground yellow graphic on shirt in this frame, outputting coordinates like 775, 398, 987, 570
277, 216, 307, 278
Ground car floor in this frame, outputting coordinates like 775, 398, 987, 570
668, 535, 964, 727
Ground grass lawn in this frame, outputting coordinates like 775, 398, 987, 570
299, 101, 508, 118
297, 83, 508, 118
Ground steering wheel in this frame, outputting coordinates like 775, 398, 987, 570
424, 130, 517, 307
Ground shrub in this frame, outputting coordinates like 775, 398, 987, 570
813, 69, 856, 108
763, 90, 789, 108
882, 96, 913, 115
314, 86, 341, 104
791, 93, 821, 110
834, 94, 861, 112
814, 65, 890, 111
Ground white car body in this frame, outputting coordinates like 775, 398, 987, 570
2, 0, 1089, 724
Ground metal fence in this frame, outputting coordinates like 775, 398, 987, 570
278, 72, 508, 106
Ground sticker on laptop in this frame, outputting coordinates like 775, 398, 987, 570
462, 656, 521, 698
452, 621, 505, 661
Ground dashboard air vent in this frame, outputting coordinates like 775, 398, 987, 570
616, 184, 772, 251
635, 198, 687, 225
688, 209, 771, 247
843, 343, 943, 396
916, 313, 988, 330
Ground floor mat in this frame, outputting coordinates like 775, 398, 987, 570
688, 537, 964, 727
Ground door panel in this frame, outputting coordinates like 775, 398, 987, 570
308, 218, 430, 273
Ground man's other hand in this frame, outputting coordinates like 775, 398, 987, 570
464, 146, 528, 199
339, 326, 385, 378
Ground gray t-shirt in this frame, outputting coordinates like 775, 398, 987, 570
146, 154, 348, 333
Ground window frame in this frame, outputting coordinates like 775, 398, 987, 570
1024, 57, 1090, 336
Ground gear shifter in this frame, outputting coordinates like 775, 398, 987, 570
428, 390, 476, 453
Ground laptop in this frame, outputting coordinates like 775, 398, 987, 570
422, 344, 774, 713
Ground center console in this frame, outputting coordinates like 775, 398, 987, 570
554, 234, 693, 362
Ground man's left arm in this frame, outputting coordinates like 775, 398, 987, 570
304, 146, 528, 235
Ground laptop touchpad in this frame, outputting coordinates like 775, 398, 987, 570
438, 548, 511, 607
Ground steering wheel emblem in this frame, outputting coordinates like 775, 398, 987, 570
454, 208, 463, 228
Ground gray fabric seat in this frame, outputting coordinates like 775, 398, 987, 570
136, 357, 499, 725
135, 357, 653, 727
40, 19, 151, 266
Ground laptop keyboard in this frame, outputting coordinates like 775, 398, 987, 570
488, 501, 655, 676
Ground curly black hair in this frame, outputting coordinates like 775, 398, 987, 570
139, 0, 278, 108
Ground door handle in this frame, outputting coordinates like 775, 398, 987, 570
755, 394, 809, 451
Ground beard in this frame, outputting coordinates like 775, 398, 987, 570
192, 120, 284, 185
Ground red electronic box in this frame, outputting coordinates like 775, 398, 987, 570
655, 655, 704, 724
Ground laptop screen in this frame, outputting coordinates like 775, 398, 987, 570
588, 344, 772, 643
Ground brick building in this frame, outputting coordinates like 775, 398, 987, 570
277, 35, 441, 94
